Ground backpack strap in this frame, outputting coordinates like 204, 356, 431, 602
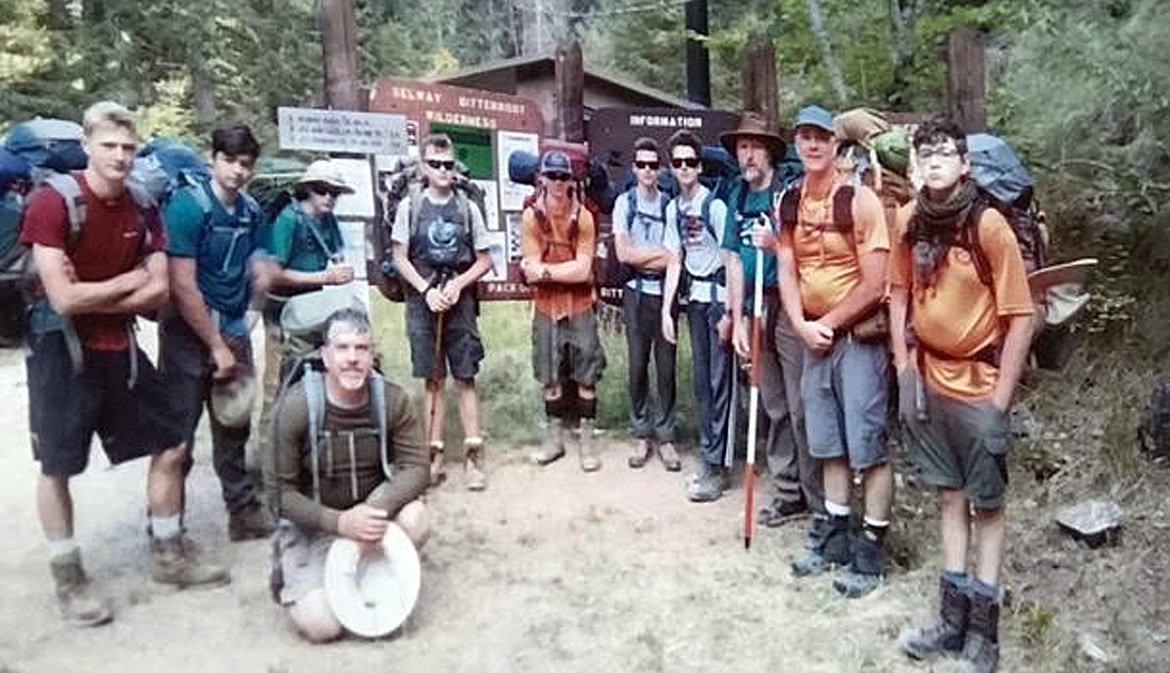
700, 190, 716, 239
302, 366, 325, 503
297, 208, 337, 260
368, 372, 393, 482
831, 185, 856, 236
625, 189, 637, 231
962, 202, 994, 288
43, 173, 86, 246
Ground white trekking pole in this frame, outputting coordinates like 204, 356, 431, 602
743, 240, 765, 550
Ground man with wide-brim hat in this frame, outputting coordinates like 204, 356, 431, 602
720, 110, 823, 529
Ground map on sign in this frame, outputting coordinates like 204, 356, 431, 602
277, 107, 408, 156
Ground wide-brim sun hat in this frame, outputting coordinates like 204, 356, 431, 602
209, 374, 258, 429
1028, 258, 1098, 326
324, 522, 421, 638
296, 159, 355, 194
720, 110, 786, 159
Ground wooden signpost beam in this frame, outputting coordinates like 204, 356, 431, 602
742, 35, 779, 129
946, 27, 987, 132
554, 39, 586, 142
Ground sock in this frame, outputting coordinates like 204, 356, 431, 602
942, 569, 970, 589
862, 517, 889, 541
151, 515, 182, 540
465, 436, 483, 448
48, 538, 79, 561
969, 578, 1000, 602
544, 396, 565, 419
825, 499, 851, 517
577, 396, 597, 420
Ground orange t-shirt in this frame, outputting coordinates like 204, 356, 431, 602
890, 202, 1034, 400
781, 183, 889, 318
521, 204, 597, 320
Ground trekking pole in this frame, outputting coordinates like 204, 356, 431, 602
743, 243, 765, 550
426, 270, 450, 483
723, 351, 737, 470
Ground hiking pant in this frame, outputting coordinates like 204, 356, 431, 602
757, 294, 823, 514
159, 311, 260, 514
623, 288, 677, 442
688, 298, 732, 467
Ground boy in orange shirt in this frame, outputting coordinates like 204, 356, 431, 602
891, 118, 1033, 673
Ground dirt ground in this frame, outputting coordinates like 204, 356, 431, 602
0, 331, 1165, 672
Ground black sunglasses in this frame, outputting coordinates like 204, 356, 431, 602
543, 172, 572, 182
426, 159, 457, 171
309, 184, 343, 198
671, 157, 701, 169
634, 160, 660, 171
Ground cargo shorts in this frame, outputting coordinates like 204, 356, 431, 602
801, 335, 890, 470
531, 309, 606, 388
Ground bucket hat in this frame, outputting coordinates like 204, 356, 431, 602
720, 111, 786, 159
296, 160, 355, 194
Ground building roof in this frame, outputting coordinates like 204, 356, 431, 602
428, 52, 705, 111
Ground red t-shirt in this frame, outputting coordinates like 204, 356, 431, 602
21, 172, 166, 351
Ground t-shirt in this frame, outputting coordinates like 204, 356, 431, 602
663, 185, 728, 304
163, 179, 265, 320
721, 180, 779, 295
267, 202, 345, 273
890, 201, 1034, 401
611, 187, 669, 296
390, 188, 490, 251
521, 203, 597, 320
20, 172, 166, 351
780, 183, 889, 318
265, 378, 429, 535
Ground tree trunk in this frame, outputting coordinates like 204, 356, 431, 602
886, 0, 919, 109
805, 0, 850, 103
82, 0, 104, 23
189, 46, 218, 130
318, 0, 361, 111
521, 0, 570, 55
741, 34, 778, 130
45, 0, 68, 29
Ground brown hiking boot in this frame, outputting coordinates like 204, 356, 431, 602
899, 574, 970, 660
656, 441, 681, 471
151, 536, 231, 588
228, 502, 275, 542
627, 437, 653, 468
531, 421, 566, 466
465, 442, 487, 491
50, 550, 112, 627
576, 420, 601, 472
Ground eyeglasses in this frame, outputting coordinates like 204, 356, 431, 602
543, 172, 572, 182
671, 157, 700, 169
309, 184, 343, 198
426, 159, 457, 171
634, 160, 660, 171
917, 146, 961, 160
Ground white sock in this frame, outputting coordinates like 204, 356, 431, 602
825, 500, 851, 517
48, 538, 79, 561
151, 515, 182, 540
863, 516, 890, 528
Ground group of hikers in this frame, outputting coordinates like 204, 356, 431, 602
16, 98, 1031, 673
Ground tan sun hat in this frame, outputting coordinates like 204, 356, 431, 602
209, 374, 258, 429
1029, 258, 1098, 326
296, 160, 355, 194
324, 522, 421, 638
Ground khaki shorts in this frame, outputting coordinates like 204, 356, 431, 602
531, 309, 606, 388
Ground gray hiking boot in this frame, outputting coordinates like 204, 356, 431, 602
576, 420, 601, 472
531, 421, 566, 465
962, 592, 1001, 673
791, 514, 851, 577
229, 502, 274, 542
151, 536, 231, 588
832, 527, 884, 598
50, 550, 113, 627
628, 437, 653, 468
656, 441, 681, 471
687, 462, 728, 502
899, 574, 970, 660
465, 442, 487, 491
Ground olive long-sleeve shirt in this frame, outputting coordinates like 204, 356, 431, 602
263, 377, 428, 535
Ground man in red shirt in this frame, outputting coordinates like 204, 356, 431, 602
22, 102, 228, 628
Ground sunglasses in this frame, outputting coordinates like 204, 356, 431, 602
543, 172, 572, 182
917, 147, 961, 160
309, 184, 343, 198
426, 159, 457, 171
671, 157, 701, 169
634, 160, 660, 171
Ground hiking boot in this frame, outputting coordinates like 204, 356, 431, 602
656, 441, 681, 472
899, 574, 970, 660
151, 536, 231, 588
531, 422, 566, 466
759, 497, 809, 527
832, 528, 884, 598
429, 442, 447, 486
50, 550, 113, 628
962, 591, 1001, 673
628, 438, 653, 468
687, 462, 728, 502
228, 502, 275, 542
791, 514, 851, 577
576, 421, 601, 472
465, 443, 487, 491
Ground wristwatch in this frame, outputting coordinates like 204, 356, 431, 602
541, 268, 552, 283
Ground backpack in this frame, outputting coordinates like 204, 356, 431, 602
599, 187, 670, 290
128, 138, 214, 210
965, 133, 1049, 277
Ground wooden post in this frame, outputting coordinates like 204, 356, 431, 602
554, 39, 585, 142
741, 35, 779, 129
319, 0, 361, 111
946, 27, 987, 132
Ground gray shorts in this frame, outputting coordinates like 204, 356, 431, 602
898, 365, 1010, 510
802, 335, 890, 469
405, 291, 484, 381
531, 310, 607, 388
271, 521, 335, 605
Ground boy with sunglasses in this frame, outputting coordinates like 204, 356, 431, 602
660, 130, 731, 501
390, 134, 493, 491
612, 136, 679, 472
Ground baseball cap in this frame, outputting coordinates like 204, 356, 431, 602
794, 105, 834, 133
539, 150, 572, 175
